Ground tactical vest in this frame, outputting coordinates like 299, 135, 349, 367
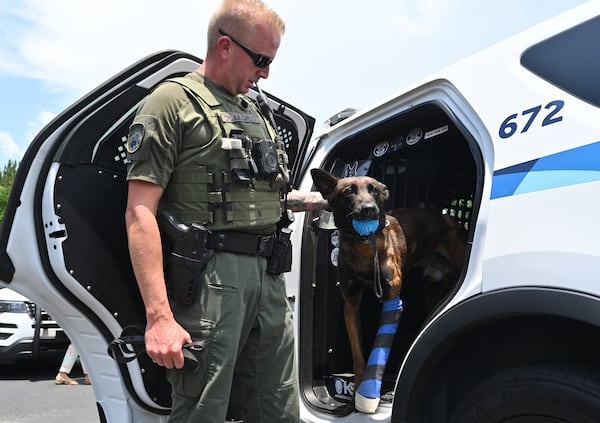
160, 74, 289, 234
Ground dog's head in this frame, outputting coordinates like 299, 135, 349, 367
310, 168, 390, 233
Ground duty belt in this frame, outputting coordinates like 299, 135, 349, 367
206, 231, 276, 257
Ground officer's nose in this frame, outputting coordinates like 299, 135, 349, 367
258, 66, 270, 79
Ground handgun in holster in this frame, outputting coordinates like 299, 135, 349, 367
267, 227, 293, 275
158, 211, 214, 305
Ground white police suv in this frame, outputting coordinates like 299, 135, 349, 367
0, 287, 68, 363
1, 2, 599, 422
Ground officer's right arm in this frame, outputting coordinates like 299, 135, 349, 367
286, 189, 328, 212
125, 179, 192, 369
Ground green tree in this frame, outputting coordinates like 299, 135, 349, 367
0, 160, 19, 222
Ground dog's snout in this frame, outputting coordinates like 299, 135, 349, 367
361, 203, 377, 214
356, 202, 379, 219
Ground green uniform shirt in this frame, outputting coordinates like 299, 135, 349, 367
126, 71, 283, 234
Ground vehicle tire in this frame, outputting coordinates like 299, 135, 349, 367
449, 364, 600, 423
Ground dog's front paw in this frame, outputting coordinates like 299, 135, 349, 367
354, 392, 380, 413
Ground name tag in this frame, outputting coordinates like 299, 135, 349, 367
219, 112, 260, 124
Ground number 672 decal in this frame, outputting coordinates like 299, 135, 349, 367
499, 100, 564, 139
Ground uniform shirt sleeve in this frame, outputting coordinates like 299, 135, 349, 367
125, 82, 190, 189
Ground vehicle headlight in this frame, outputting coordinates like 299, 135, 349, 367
0, 300, 28, 313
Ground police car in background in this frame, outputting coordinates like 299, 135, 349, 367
0, 287, 68, 363
1, 2, 600, 422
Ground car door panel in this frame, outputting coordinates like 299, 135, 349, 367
0, 49, 314, 417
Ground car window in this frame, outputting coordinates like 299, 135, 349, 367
521, 16, 600, 108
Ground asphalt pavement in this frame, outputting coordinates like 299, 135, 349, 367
0, 357, 98, 422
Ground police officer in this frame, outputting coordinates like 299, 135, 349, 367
125, 1, 325, 422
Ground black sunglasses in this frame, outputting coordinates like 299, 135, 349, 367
218, 28, 273, 69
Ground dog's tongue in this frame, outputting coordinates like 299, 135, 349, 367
352, 219, 379, 237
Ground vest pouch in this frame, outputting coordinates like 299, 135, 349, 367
270, 140, 290, 191
222, 134, 255, 186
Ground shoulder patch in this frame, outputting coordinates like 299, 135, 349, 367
127, 123, 145, 154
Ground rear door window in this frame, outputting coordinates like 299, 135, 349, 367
521, 16, 600, 107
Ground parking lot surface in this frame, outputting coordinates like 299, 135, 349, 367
0, 358, 98, 423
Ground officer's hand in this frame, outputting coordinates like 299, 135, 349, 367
145, 317, 192, 369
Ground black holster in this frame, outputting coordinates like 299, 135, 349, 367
266, 227, 293, 275
158, 211, 214, 305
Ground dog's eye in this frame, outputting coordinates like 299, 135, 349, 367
368, 184, 379, 194
343, 185, 356, 196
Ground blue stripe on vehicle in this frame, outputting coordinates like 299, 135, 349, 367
491, 141, 600, 199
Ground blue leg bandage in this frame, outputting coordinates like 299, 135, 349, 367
356, 296, 403, 401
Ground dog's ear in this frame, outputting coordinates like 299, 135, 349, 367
310, 168, 338, 199
379, 181, 390, 201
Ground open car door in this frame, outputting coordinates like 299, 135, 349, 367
0, 50, 314, 422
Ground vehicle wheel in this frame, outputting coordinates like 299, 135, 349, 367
449, 364, 600, 423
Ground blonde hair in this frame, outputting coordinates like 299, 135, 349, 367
207, 0, 285, 49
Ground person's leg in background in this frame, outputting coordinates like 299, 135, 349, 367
55, 343, 90, 385
55, 343, 79, 385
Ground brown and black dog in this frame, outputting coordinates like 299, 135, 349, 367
310, 168, 466, 412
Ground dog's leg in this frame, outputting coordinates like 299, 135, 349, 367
343, 297, 366, 387
354, 295, 403, 413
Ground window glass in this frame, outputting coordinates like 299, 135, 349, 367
521, 16, 600, 108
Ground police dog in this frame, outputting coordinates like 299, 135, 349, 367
310, 168, 466, 411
